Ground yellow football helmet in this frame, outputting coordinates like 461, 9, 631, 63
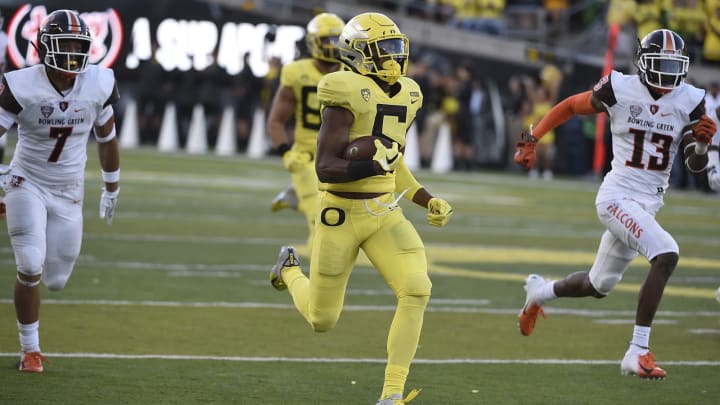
305, 13, 345, 62
337, 12, 409, 85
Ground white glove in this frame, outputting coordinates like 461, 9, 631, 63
100, 187, 119, 225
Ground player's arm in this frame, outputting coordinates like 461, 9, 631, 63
95, 82, 121, 225
531, 91, 603, 140
316, 106, 366, 183
683, 101, 715, 173
394, 161, 452, 226
95, 113, 119, 190
96, 82, 121, 192
515, 89, 605, 170
267, 85, 295, 153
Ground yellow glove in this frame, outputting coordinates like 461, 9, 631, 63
282, 150, 312, 173
372, 139, 402, 172
427, 197, 453, 227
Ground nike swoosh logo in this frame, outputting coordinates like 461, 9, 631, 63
639, 365, 656, 375
410, 99, 418, 104
660, 113, 671, 116
387, 154, 398, 164
74, 109, 84, 112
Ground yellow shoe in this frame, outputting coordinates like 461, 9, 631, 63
269, 246, 300, 291
270, 187, 298, 212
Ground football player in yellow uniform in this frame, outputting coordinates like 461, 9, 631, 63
267, 12, 344, 252
269, 13, 453, 405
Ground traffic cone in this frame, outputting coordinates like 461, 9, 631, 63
404, 122, 420, 170
430, 122, 453, 173
186, 103, 208, 154
246, 107, 268, 159
119, 98, 139, 149
157, 102, 179, 152
215, 105, 236, 156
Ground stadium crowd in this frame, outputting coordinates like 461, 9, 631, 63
47, 0, 718, 195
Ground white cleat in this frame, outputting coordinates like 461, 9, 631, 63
620, 346, 667, 380
518, 274, 547, 336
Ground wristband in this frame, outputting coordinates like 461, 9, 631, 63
348, 160, 378, 180
276, 143, 291, 156
102, 169, 120, 183
695, 142, 708, 155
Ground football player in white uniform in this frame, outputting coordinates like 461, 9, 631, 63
0, 10, 9, 163
513, 29, 715, 379
704, 86, 720, 191
0, 9, 121, 372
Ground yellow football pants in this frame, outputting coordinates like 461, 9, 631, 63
282, 191, 431, 397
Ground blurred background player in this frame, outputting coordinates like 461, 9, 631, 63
267, 12, 344, 253
514, 28, 715, 380
269, 12, 452, 405
0, 10, 8, 163
704, 81, 720, 191
0, 9, 121, 372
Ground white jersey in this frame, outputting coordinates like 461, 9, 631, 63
0, 64, 117, 186
594, 70, 705, 195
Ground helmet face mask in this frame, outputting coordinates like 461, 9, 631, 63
37, 10, 92, 76
338, 13, 409, 85
305, 13, 344, 62
635, 29, 689, 92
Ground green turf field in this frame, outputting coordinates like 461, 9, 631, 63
1, 148, 719, 404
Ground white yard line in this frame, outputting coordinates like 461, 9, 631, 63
0, 352, 718, 366
0, 298, 718, 317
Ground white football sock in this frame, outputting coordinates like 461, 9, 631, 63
18, 320, 40, 353
630, 325, 651, 354
536, 280, 557, 305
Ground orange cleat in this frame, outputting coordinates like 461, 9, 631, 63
621, 350, 667, 380
519, 302, 546, 336
518, 274, 547, 336
19, 352, 50, 373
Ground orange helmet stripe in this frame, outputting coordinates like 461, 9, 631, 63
67, 10, 81, 33
663, 29, 675, 53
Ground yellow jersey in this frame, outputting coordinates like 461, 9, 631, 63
318, 71, 423, 194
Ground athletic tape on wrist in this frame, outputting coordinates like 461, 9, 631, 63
102, 169, 120, 183
695, 142, 708, 155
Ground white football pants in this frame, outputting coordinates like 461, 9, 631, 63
589, 184, 678, 295
4, 177, 83, 291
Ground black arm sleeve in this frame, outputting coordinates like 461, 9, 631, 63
0, 77, 22, 114
592, 74, 617, 108
103, 80, 121, 108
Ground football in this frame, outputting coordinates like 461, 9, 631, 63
343, 136, 393, 160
